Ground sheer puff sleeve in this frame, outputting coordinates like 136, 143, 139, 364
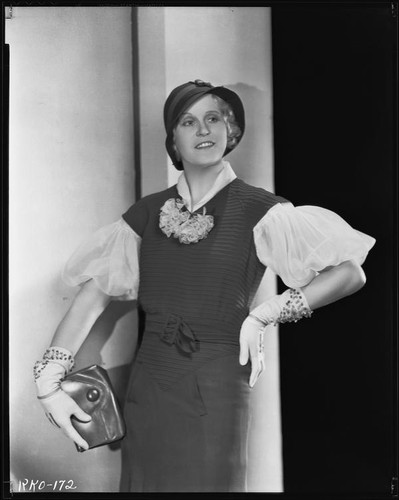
253, 202, 376, 289
62, 218, 140, 301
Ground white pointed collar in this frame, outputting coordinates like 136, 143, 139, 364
176, 161, 237, 212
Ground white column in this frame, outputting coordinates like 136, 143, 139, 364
138, 6, 283, 491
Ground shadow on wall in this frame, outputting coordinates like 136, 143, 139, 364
11, 294, 138, 493
74, 299, 139, 403
225, 83, 273, 188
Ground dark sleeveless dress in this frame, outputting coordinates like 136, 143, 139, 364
119, 178, 286, 492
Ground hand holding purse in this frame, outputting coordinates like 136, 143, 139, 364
34, 347, 92, 451
34, 347, 126, 453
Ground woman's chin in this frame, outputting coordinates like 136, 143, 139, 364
183, 157, 225, 171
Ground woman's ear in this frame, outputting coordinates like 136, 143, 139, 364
226, 134, 238, 150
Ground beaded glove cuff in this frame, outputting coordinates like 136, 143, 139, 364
33, 346, 75, 381
249, 288, 313, 327
277, 288, 313, 324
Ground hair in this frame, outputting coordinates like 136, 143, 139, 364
211, 95, 242, 150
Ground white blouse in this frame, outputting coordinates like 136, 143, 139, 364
62, 162, 376, 299
62, 218, 141, 301
253, 202, 375, 289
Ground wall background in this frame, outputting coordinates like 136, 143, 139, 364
7, 7, 137, 493
7, 6, 283, 493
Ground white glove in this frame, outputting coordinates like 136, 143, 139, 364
239, 288, 312, 387
34, 347, 91, 451
239, 315, 266, 388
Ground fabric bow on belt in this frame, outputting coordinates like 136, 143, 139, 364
160, 314, 199, 354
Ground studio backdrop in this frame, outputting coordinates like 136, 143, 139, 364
272, 4, 396, 495
6, 4, 396, 496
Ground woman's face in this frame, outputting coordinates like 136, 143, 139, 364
173, 94, 228, 170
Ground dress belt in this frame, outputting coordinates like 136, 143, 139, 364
145, 312, 199, 354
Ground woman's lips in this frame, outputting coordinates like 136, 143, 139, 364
195, 141, 215, 149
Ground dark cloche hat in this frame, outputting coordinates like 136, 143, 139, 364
163, 79, 245, 170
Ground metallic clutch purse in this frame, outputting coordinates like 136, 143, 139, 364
62, 364, 126, 452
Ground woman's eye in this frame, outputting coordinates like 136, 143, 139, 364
207, 115, 220, 123
181, 120, 194, 127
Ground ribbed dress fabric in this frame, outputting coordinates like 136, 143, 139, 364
119, 179, 286, 492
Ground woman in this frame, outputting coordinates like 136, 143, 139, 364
33, 79, 376, 492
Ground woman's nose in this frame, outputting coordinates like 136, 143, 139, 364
196, 121, 210, 136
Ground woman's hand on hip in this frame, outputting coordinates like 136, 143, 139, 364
239, 316, 266, 388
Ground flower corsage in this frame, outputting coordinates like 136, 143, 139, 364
159, 198, 214, 244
